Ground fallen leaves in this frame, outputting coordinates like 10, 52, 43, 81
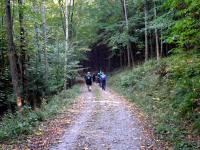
0, 96, 85, 150
34, 128, 43, 136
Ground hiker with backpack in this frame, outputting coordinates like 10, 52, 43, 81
97, 71, 102, 87
100, 72, 107, 90
85, 72, 92, 91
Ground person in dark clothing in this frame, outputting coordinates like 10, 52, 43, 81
85, 72, 92, 91
100, 72, 107, 90
92, 73, 96, 82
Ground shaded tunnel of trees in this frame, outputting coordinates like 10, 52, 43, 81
1, 0, 200, 117
83, 44, 112, 72
83, 40, 170, 73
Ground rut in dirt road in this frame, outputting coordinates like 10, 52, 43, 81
50, 85, 159, 150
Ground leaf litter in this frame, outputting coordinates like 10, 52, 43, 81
1, 85, 164, 150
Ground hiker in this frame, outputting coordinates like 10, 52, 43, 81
92, 73, 96, 82
100, 72, 107, 90
85, 72, 92, 91
97, 71, 102, 87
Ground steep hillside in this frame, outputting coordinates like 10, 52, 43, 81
109, 52, 200, 149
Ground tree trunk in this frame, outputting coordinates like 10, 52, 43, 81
120, 0, 131, 67
69, 0, 75, 39
166, 43, 169, 57
70, 0, 75, 24
153, 0, 160, 60
58, 1, 66, 37
64, 0, 69, 90
5, 0, 22, 111
18, 0, 26, 101
130, 45, 134, 66
149, 30, 153, 58
56, 33, 60, 87
123, 50, 126, 67
123, 0, 131, 67
34, 24, 41, 108
120, 51, 123, 68
42, 0, 49, 90
33, 0, 41, 108
144, 0, 148, 61
160, 28, 163, 57
0, 15, 4, 71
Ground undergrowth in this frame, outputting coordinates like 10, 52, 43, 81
109, 51, 200, 149
0, 85, 80, 142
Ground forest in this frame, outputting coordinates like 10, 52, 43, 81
0, 0, 200, 149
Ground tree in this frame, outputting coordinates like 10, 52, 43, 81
144, 0, 148, 61
121, 0, 131, 67
166, 0, 200, 51
18, 0, 26, 100
5, 0, 22, 111
42, 0, 49, 91
153, 0, 160, 60
64, 0, 69, 90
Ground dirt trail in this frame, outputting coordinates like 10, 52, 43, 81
50, 85, 159, 150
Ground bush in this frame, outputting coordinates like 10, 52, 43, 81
193, 118, 200, 133
109, 52, 200, 149
0, 85, 80, 142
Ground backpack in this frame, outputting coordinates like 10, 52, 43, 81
86, 75, 90, 80
101, 74, 106, 80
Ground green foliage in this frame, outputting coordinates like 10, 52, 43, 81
193, 118, 200, 133
109, 52, 200, 149
1, 0, 199, 114
165, 0, 200, 51
0, 85, 80, 142
167, 53, 200, 120
72, 0, 200, 61
0, 0, 85, 113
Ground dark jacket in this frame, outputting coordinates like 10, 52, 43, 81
85, 74, 92, 85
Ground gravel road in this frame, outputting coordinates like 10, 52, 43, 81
50, 85, 159, 150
